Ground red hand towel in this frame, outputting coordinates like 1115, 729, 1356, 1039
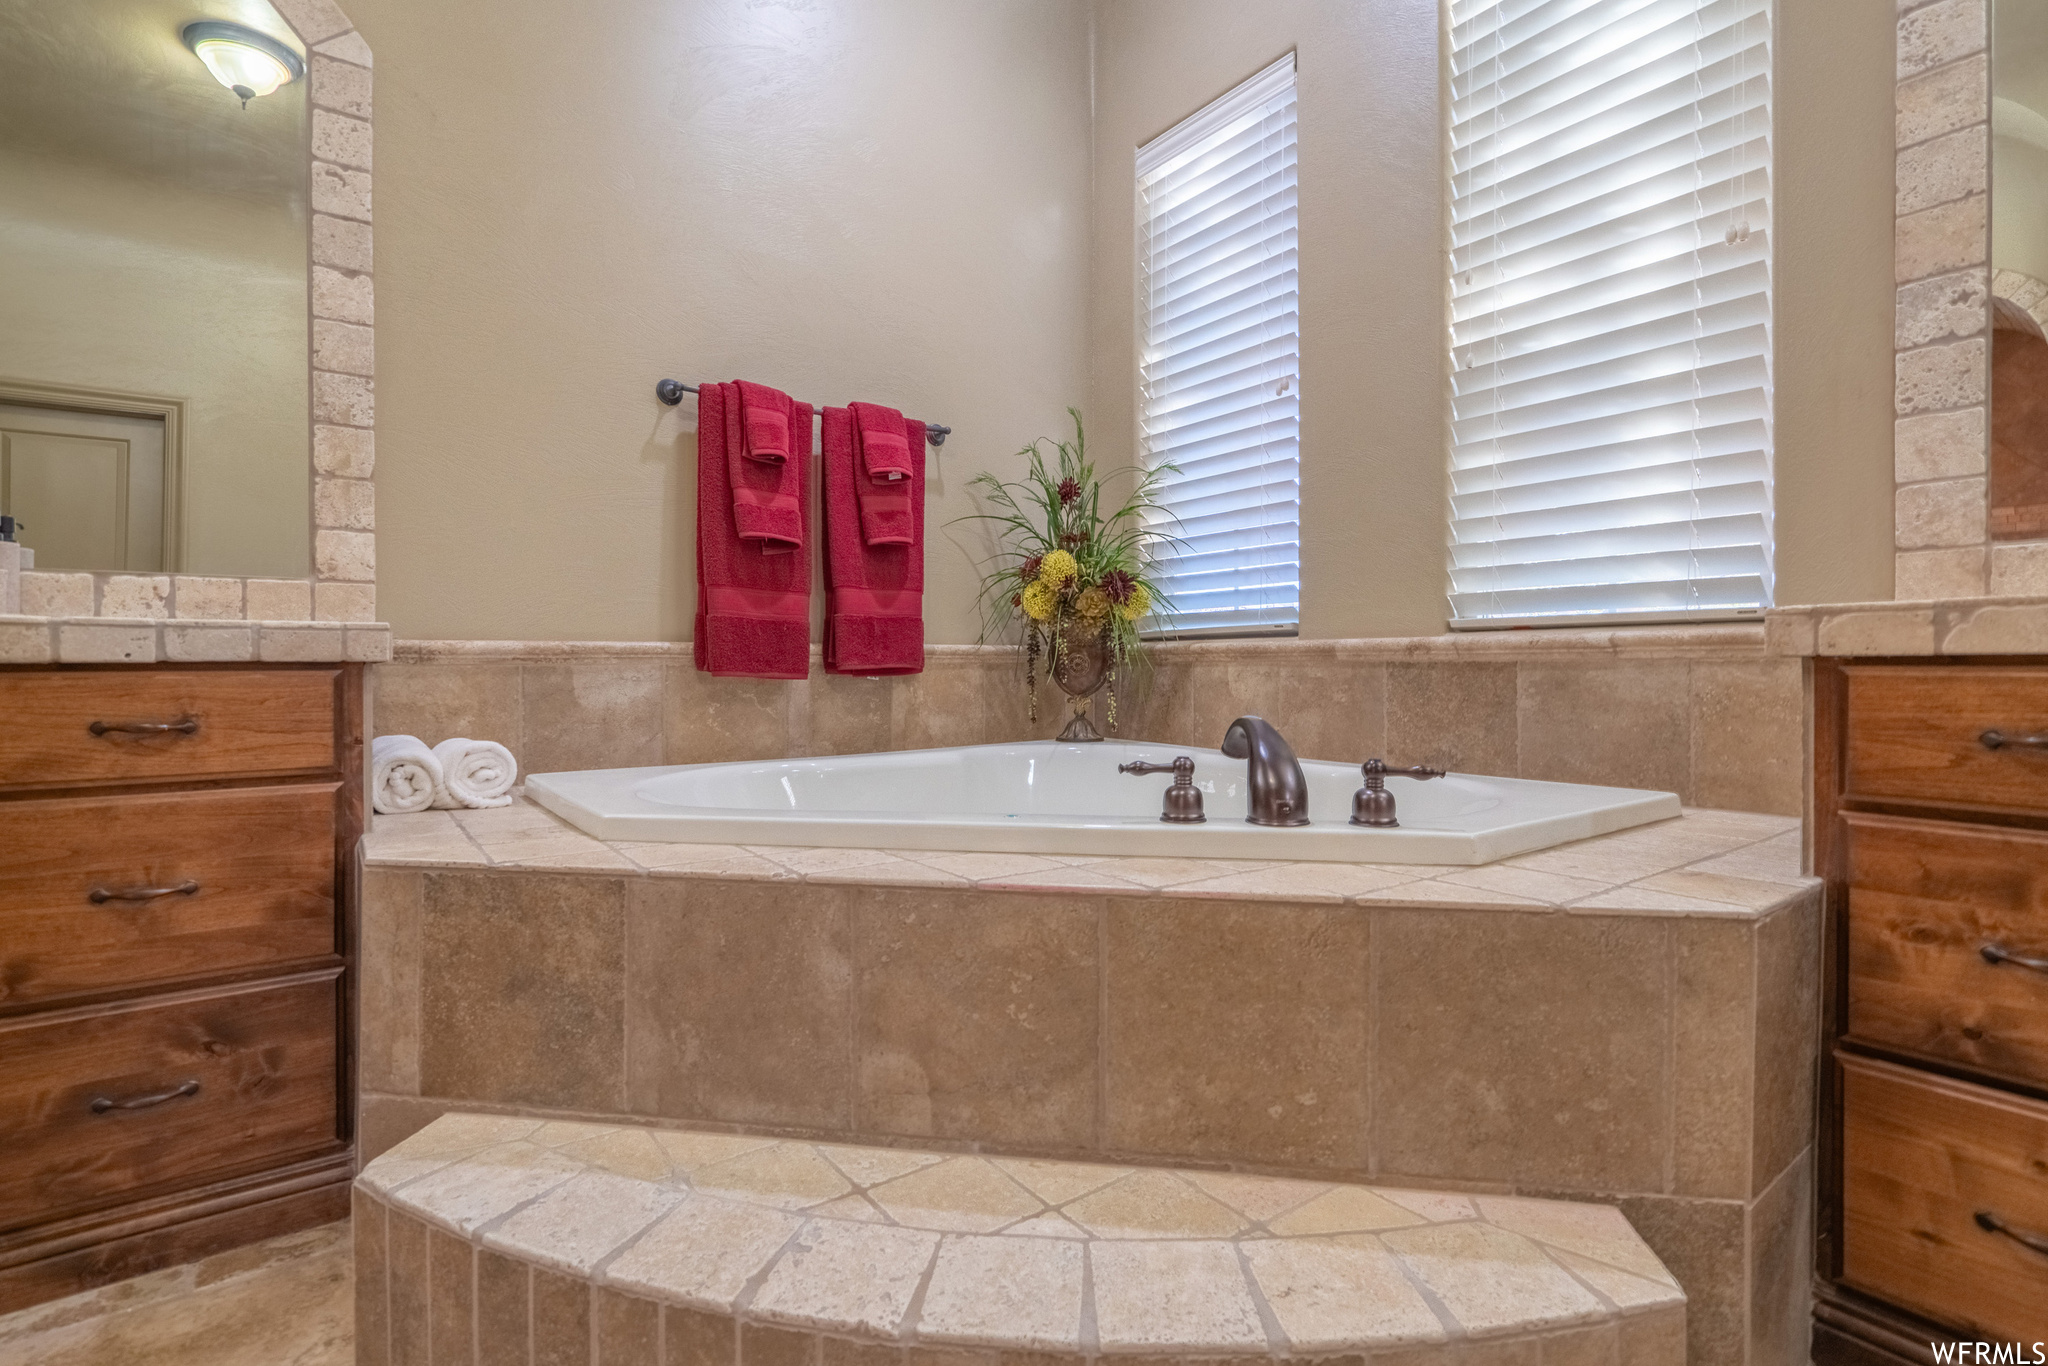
823, 405, 924, 675
695, 382, 812, 679
849, 401, 917, 545
728, 380, 803, 550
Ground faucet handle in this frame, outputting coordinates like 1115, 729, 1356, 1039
1351, 758, 1445, 829
1119, 755, 1205, 823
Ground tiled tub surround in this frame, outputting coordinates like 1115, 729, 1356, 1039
361, 798, 1820, 1366
370, 624, 1803, 815
1766, 590, 2048, 655
353, 1114, 1688, 1366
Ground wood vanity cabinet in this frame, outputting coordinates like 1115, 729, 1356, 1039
1813, 659, 2048, 1360
0, 663, 361, 1314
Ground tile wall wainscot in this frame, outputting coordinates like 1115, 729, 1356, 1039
370, 624, 1802, 814
1767, 592, 2048, 656
357, 796, 1822, 1366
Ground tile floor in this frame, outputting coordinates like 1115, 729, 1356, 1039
0, 1223, 352, 1366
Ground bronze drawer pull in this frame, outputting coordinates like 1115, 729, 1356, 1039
89, 1079, 200, 1115
87, 718, 199, 737
1981, 943, 2048, 974
88, 880, 200, 905
1976, 1210, 2048, 1258
1980, 728, 2048, 751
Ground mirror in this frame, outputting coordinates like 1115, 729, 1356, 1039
0, 0, 310, 577
1993, 0, 2048, 539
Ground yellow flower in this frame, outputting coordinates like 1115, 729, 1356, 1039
1020, 581, 1058, 621
1073, 586, 1111, 626
1036, 549, 1078, 589
1117, 582, 1152, 621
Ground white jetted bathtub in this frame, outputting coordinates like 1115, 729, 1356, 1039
525, 741, 1681, 865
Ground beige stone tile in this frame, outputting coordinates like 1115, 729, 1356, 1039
1896, 193, 1987, 284
391, 1140, 584, 1236
625, 879, 851, 1128
915, 1236, 1083, 1351
971, 867, 1147, 893
1373, 908, 1670, 1192
171, 576, 244, 619
1569, 887, 1753, 915
373, 662, 521, 754
851, 887, 1097, 1149
1816, 607, 1938, 655
1898, 50, 1986, 145
1688, 659, 1802, 817
244, 578, 313, 621
1060, 1170, 1246, 1239
650, 1130, 781, 1174
996, 1211, 1088, 1239
1383, 1221, 1602, 1335
1895, 475, 1987, 546
1943, 602, 2048, 653
1266, 1185, 1427, 1236
603, 1194, 802, 1311
1899, 0, 1987, 77
528, 1119, 621, 1148
1242, 1235, 1447, 1351
1178, 1171, 1329, 1224
18, 570, 94, 617
1896, 124, 1986, 215
1145, 861, 1411, 902
58, 621, 157, 663
815, 860, 970, 887
1752, 897, 1821, 1197
1355, 879, 1546, 909
1896, 267, 1988, 347
1612, 1192, 1746, 1366
257, 624, 347, 663
513, 661, 661, 774
162, 622, 254, 663
1474, 1197, 1676, 1287
1990, 541, 2048, 594
1895, 406, 1986, 481
1105, 899, 1368, 1167
1546, 1247, 1683, 1310
1682, 829, 1804, 884
1635, 869, 1799, 910
892, 664, 989, 749
907, 851, 1066, 881
665, 666, 793, 763
1087, 1240, 1267, 1352
1182, 658, 1384, 764
314, 423, 373, 478
313, 264, 373, 324
810, 1193, 890, 1224
1385, 661, 1519, 776
485, 1170, 684, 1274
865, 1158, 1040, 1233
808, 672, 892, 757
693, 1144, 854, 1211
1517, 661, 1690, 797
476, 1247, 528, 1365
100, 575, 169, 618
987, 1158, 1131, 1206
1749, 1148, 1814, 1366
531, 1265, 590, 1365
499, 844, 642, 871
1378, 1189, 1480, 1223
419, 872, 626, 1110
0, 619, 51, 664
613, 841, 796, 879
1896, 546, 1988, 599
358, 1113, 543, 1191
364, 810, 486, 867
1432, 865, 1608, 906
754, 845, 902, 876
747, 1219, 939, 1337
596, 1289, 660, 1366
558, 1126, 675, 1183
1079, 857, 1278, 889
360, 868, 421, 1094
816, 1145, 946, 1189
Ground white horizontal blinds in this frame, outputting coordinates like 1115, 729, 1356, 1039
1447, 0, 1774, 624
1138, 54, 1300, 634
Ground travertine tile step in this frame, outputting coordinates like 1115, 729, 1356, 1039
356, 1113, 1686, 1362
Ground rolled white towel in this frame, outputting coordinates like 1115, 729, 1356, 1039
371, 734, 444, 815
430, 737, 518, 809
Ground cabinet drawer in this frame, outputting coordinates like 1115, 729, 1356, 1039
1845, 665, 2048, 812
0, 785, 339, 1009
1840, 1054, 2048, 1342
1845, 813, 2048, 1089
0, 670, 337, 790
0, 972, 341, 1234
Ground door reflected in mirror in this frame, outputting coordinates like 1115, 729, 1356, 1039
1993, 0, 2048, 539
0, 0, 311, 578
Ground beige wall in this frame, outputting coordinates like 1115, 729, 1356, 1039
0, 149, 310, 578
349, 0, 1092, 642
357, 0, 1898, 642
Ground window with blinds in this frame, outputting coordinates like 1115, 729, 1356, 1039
1137, 54, 1300, 636
1447, 0, 1774, 627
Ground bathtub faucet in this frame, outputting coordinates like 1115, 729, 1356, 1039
1220, 716, 1310, 827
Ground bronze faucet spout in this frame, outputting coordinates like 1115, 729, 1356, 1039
1220, 716, 1310, 827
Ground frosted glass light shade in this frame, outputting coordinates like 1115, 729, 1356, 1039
180, 22, 303, 102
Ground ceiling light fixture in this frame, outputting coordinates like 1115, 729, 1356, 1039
180, 21, 304, 108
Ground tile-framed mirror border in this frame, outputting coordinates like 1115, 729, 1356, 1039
4, 0, 386, 664
1894, 0, 2048, 597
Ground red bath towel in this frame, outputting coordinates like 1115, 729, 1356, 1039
695, 382, 812, 679
849, 401, 917, 545
823, 405, 924, 675
729, 380, 804, 550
